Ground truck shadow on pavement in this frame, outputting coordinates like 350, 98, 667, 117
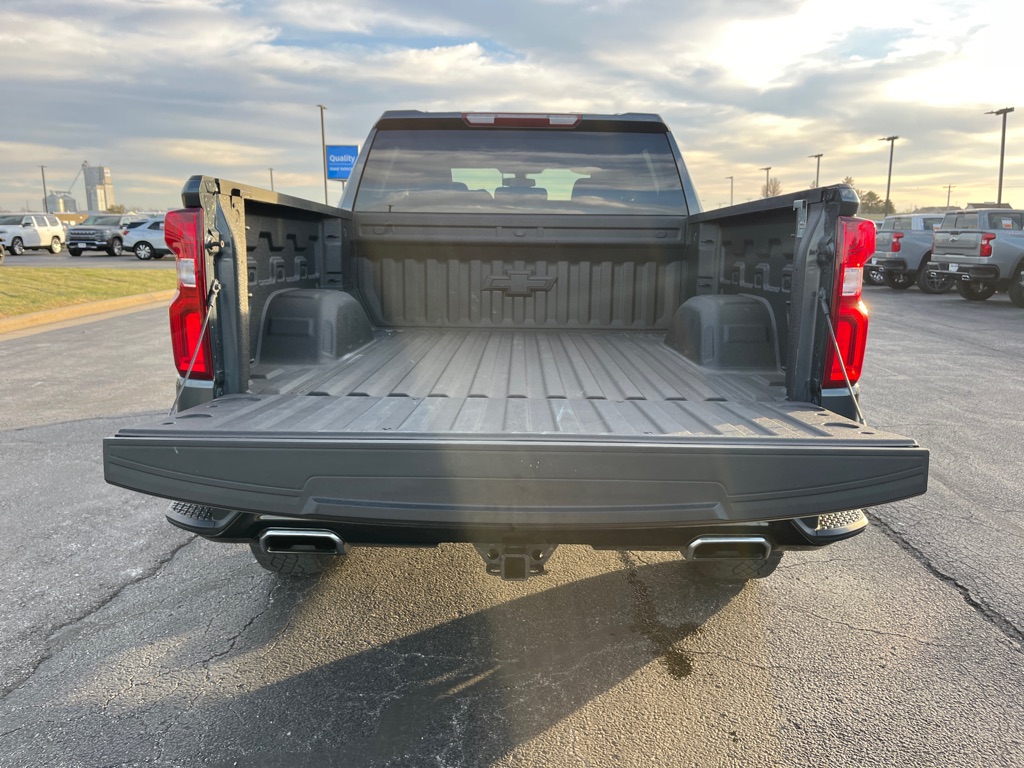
1, 546, 750, 767
198, 553, 746, 767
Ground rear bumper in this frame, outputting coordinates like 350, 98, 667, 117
871, 256, 909, 272
927, 260, 1000, 282
166, 500, 871, 549
67, 240, 111, 251
104, 406, 928, 534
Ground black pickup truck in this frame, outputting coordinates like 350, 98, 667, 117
103, 111, 928, 581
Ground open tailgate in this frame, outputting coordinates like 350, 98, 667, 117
104, 394, 927, 529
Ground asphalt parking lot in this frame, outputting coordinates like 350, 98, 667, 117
1, 250, 174, 269
1, 285, 1023, 766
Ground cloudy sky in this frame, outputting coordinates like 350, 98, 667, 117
1, 0, 1020, 213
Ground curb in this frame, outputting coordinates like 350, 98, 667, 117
0, 290, 177, 335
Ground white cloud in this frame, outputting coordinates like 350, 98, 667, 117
263, 0, 478, 36
0, 0, 1019, 212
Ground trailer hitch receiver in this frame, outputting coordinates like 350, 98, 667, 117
474, 544, 557, 581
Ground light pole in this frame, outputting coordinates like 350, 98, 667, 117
40, 165, 49, 212
945, 184, 955, 211
808, 153, 823, 188
317, 104, 328, 204
759, 166, 772, 198
879, 136, 899, 215
985, 107, 1014, 204
725, 175, 734, 206
269, 168, 275, 191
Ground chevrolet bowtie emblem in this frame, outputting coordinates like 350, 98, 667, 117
483, 270, 557, 297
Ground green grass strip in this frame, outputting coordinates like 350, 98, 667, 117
0, 267, 177, 319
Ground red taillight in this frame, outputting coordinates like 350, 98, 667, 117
166, 208, 212, 380
462, 113, 582, 128
827, 301, 869, 384
890, 231, 903, 252
981, 232, 995, 257
824, 216, 873, 388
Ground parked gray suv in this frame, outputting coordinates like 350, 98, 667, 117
870, 213, 952, 293
927, 209, 1024, 305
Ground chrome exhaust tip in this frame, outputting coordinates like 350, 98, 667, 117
684, 536, 771, 561
259, 528, 348, 556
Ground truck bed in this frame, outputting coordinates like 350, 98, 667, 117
246, 328, 788, 437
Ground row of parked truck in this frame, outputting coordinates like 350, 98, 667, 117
867, 208, 1024, 305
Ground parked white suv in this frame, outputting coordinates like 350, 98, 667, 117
0, 213, 66, 254
122, 216, 169, 260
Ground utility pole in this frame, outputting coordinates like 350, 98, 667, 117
985, 107, 1014, 204
759, 167, 772, 198
40, 166, 49, 212
269, 168, 275, 191
725, 175, 734, 206
879, 136, 899, 215
317, 104, 328, 204
945, 184, 955, 211
808, 153, 823, 188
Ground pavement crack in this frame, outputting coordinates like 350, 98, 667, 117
203, 576, 295, 669
0, 534, 197, 702
0, 722, 32, 741
785, 605, 978, 647
869, 511, 1024, 650
203, 605, 266, 668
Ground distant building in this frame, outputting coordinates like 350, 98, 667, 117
966, 202, 1013, 210
84, 165, 115, 211
46, 191, 78, 213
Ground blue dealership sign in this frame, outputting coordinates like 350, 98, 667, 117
326, 145, 359, 180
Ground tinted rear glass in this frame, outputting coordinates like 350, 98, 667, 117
353, 129, 686, 214
986, 212, 1023, 230
941, 213, 978, 229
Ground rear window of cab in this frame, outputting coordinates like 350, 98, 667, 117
353, 129, 686, 215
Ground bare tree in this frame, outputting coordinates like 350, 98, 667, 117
761, 178, 783, 198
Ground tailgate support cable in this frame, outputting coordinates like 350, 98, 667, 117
169, 278, 222, 416
818, 293, 867, 426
